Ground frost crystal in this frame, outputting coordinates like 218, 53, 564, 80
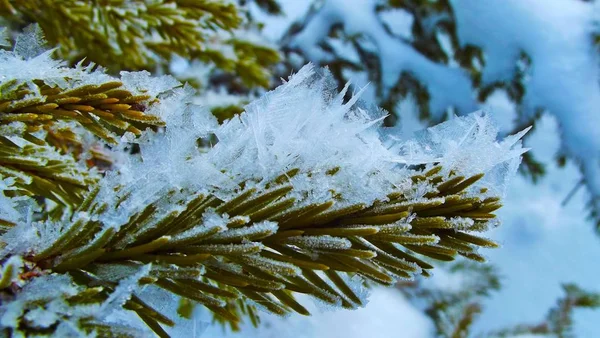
84, 64, 525, 236
208, 221, 278, 242
0, 178, 31, 226
286, 235, 352, 250
120, 70, 181, 98
13, 24, 47, 60
138, 285, 209, 338
98, 264, 152, 317
0, 27, 9, 47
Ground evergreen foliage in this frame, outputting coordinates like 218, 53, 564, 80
0, 0, 544, 337
0, 61, 164, 208
1, 164, 503, 336
0, 0, 280, 88
281, 0, 600, 232
0, 23, 527, 336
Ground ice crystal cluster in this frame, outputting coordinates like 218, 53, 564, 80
0, 28, 526, 337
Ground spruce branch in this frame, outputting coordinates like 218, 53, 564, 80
1, 34, 526, 335
283, 0, 600, 235
0, 27, 172, 208
0, 134, 95, 207
0, 166, 504, 336
0, 75, 164, 143
1, 0, 279, 87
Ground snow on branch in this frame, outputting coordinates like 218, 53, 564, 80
0, 27, 526, 337
282, 0, 600, 232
